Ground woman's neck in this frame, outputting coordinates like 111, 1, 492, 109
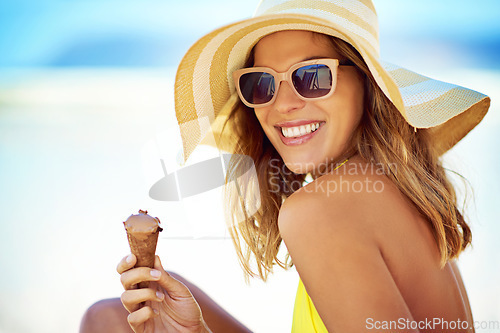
310, 150, 361, 180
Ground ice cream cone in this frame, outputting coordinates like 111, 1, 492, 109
125, 230, 160, 268
123, 210, 163, 288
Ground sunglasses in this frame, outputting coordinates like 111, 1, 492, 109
233, 58, 354, 108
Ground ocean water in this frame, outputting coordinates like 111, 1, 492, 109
0, 67, 498, 333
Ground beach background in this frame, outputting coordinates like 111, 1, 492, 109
0, 1, 499, 332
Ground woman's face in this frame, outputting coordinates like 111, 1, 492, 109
252, 30, 365, 174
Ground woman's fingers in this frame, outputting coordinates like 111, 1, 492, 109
121, 288, 165, 313
117, 254, 166, 332
127, 306, 158, 333
154, 256, 193, 298
120, 267, 162, 290
117, 254, 136, 274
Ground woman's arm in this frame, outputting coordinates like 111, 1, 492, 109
169, 272, 253, 333
449, 261, 474, 330
80, 268, 251, 333
278, 176, 418, 333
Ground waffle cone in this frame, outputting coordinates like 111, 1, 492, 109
126, 230, 160, 268
123, 210, 163, 289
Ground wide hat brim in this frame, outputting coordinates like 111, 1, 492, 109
174, 13, 490, 162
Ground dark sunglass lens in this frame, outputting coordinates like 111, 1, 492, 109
239, 72, 275, 105
292, 64, 332, 98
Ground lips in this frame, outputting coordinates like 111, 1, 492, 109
275, 119, 323, 127
275, 121, 325, 146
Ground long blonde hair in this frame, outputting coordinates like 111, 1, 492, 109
221, 34, 471, 281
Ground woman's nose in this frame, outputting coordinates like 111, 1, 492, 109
273, 81, 306, 114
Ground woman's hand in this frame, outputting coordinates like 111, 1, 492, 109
117, 254, 211, 333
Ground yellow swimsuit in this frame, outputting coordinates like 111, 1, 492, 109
291, 279, 328, 332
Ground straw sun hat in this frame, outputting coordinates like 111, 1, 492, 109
174, 0, 490, 162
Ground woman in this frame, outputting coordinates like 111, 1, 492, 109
81, 0, 490, 332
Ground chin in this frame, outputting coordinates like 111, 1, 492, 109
281, 153, 325, 175
279, 145, 348, 175
283, 162, 307, 175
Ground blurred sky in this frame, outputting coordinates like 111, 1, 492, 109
0, 0, 499, 70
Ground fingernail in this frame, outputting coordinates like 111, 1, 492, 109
156, 291, 164, 299
126, 255, 133, 264
150, 269, 161, 279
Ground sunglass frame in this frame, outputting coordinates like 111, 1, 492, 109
233, 58, 342, 108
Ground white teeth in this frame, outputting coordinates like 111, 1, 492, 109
280, 122, 321, 138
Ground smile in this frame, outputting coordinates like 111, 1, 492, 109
276, 121, 324, 146
281, 122, 321, 138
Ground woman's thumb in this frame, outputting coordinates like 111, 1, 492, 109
153, 256, 192, 297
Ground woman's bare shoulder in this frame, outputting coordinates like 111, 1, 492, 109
278, 158, 411, 240
277, 165, 387, 259
277, 161, 417, 331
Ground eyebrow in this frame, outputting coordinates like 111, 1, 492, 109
252, 56, 354, 68
300, 56, 331, 61
300, 56, 354, 66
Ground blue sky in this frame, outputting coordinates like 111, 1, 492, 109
0, 0, 499, 69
